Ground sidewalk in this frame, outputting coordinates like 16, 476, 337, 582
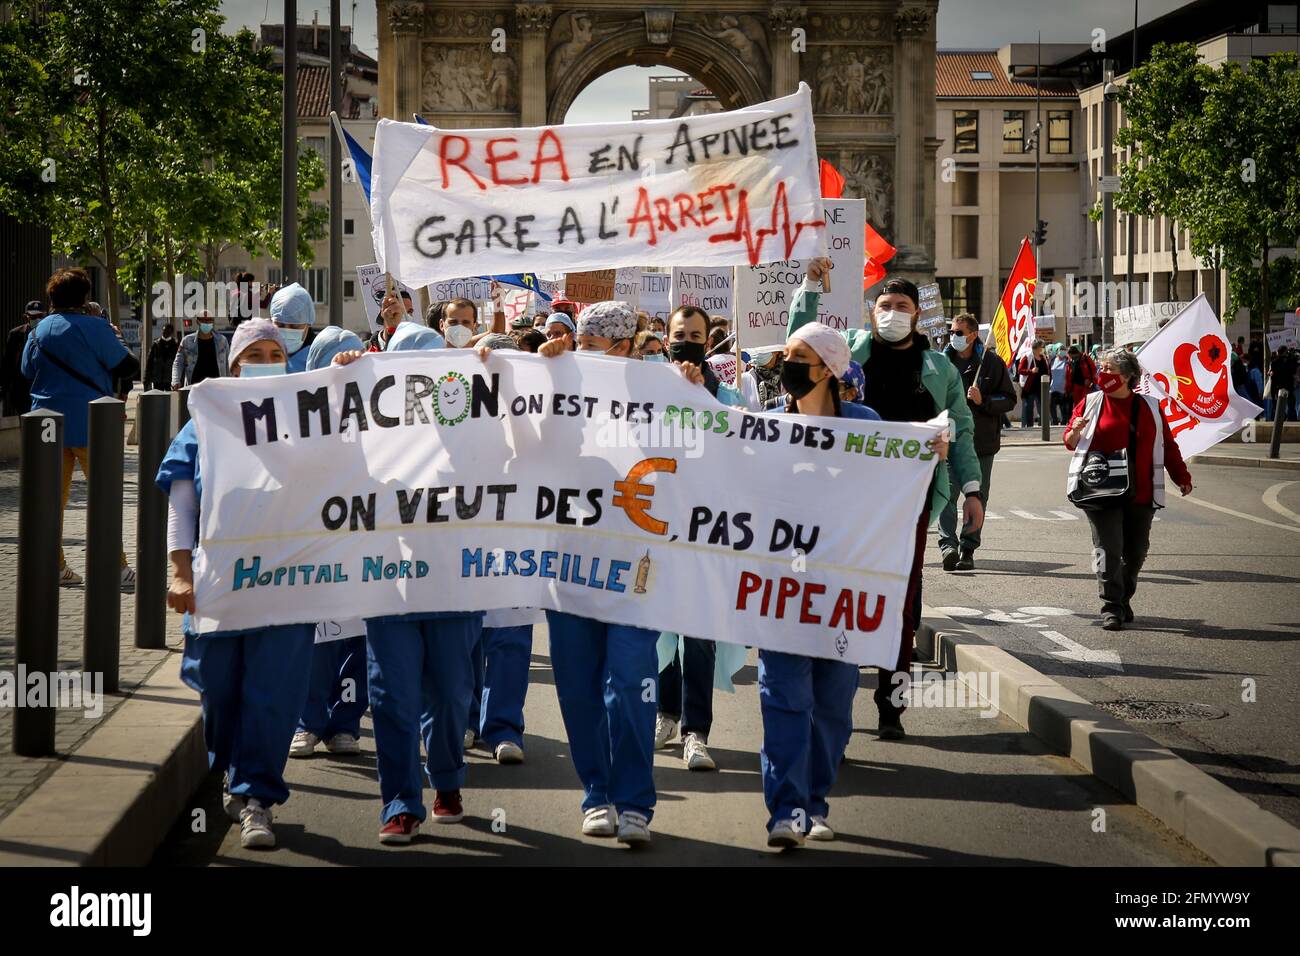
1188, 442, 1300, 471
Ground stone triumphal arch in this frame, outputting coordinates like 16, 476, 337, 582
377, 1, 939, 277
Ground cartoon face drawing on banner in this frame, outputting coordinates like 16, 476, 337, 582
1167, 333, 1230, 419
434, 371, 471, 426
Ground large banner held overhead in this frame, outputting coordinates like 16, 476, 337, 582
734, 198, 865, 352
187, 352, 944, 667
371, 85, 826, 286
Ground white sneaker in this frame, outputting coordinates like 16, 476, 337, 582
616, 811, 651, 846
582, 805, 617, 837
654, 714, 678, 750
325, 732, 360, 755
494, 740, 524, 765
289, 730, 319, 758
221, 774, 245, 823
59, 566, 83, 587
239, 799, 275, 849
120, 565, 136, 593
767, 819, 805, 849
808, 815, 835, 841
683, 733, 716, 771
463, 729, 476, 751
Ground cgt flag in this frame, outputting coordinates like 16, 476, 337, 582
1136, 294, 1263, 458
989, 237, 1037, 365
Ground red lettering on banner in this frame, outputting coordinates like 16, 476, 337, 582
799, 583, 825, 624
652, 197, 679, 233
438, 136, 487, 191
531, 129, 571, 183
485, 137, 528, 186
774, 577, 800, 619
739, 571, 887, 634
674, 193, 702, 228
707, 179, 825, 265
627, 187, 658, 245
736, 572, 762, 609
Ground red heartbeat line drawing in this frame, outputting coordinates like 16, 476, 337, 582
707, 180, 826, 265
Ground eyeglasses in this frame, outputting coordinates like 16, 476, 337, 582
546, 328, 569, 340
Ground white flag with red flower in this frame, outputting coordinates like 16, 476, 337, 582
1135, 295, 1262, 458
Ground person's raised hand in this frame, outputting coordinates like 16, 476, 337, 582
539, 338, 568, 358
806, 256, 832, 287
678, 362, 705, 387
331, 350, 368, 367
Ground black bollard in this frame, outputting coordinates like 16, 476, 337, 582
176, 385, 191, 431
15, 411, 63, 756
84, 397, 125, 693
135, 391, 171, 649
1270, 389, 1288, 460
1041, 375, 1051, 442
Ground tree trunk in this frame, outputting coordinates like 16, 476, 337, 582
1261, 239, 1271, 375
1167, 219, 1179, 301
95, 104, 121, 325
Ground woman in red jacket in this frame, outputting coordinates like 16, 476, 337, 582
1064, 349, 1193, 630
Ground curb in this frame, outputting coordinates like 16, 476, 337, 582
0, 650, 206, 866
1188, 453, 1300, 471
915, 612, 1300, 867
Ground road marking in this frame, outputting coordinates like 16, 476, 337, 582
1262, 481, 1300, 525
1009, 508, 1078, 521
1039, 629, 1123, 670
1175, 492, 1300, 533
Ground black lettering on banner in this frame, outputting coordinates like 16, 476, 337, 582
414, 215, 449, 259
588, 144, 614, 174
472, 373, 500, 418
297, 387, 330, 438
484, 214, 510, 249
427, 486, 450, 523
456, 486, 483, 520
770, 112, 799, 149
598, 199, 619, 240
487, 484, 517, 520
397, 488, 424, 523
322, 496, 347, 530
339, 381, 370, 433
370, 375, 400, 428
350, 493, 376, 531
515, 215, 539, 252
454, 219, 477, 255
617, 136, 642, 171
242, 397, 278, 446
664, 122, 695, 165
558, 207, 586, 244
405, 374, 435, 425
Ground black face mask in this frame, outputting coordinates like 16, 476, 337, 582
781, 360, 821, 400
668, 340, 707, 367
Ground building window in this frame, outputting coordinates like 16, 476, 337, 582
970, 70, 994, 81
938, 277, 983, 319
266, 266, 328, 307
954, 111, 979, 154
344, 279, 356, 300
954, 170, 978, 207
299, 136, 328, 161
1091, 103, 1098, 149
1048, 110, 1072, 154
1003, 111, 1025, 153
1267, 4, 1298, 32
952, 215, 979, 259
344, 218, 354, 236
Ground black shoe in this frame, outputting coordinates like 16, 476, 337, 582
955, 550, 975, 571
1101, 613, 1123, 631
1123, 603, 1134, 623
877, 711, 906, 740
942, 550, 959, 572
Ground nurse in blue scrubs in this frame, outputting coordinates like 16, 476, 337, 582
270, 282, 316, 374
289, 327, 371, 759
158, 319, 316, 851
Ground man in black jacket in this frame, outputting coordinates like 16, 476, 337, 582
1, 300, 43, 416
939, 312, 1017, 571
144, 324, 179, 391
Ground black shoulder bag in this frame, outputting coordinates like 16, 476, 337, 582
1068, 395, 1139, 511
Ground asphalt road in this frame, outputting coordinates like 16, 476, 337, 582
922, 436, 1300, 827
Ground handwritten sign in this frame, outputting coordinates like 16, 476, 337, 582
640, 271, 671, 320
614, 268, 642, 310
671, 267, 734, 319
356, 263, 418, 332
429, 276, 491, 303
371, 85, 825, 286
565, 270, 616, 303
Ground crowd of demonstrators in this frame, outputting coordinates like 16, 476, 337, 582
22, 268, 140, 590
1064, 349, 1193, 632
1016, 339, 1050, 428
787, 257, 982, 741
1, 299, 43, 416
939, 312, 1016, 572
1264, 345, 1299, 421
172, 310, 229, 387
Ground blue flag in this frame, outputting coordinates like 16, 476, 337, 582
480, 273, 552, 303
340, 126, 374, 205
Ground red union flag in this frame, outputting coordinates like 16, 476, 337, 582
1136, 295, 1263, 458
990, 238, 1037, 365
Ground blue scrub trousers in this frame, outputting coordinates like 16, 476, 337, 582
478, 625, 533, 749
758, 649, 860, 831
365, 612, 480, 824
180, 623, 316, 807
297, 636, 369, 740
546, 610, 657, 820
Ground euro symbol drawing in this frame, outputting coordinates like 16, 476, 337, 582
612, 457, 677, 535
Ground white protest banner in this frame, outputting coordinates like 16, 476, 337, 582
1136, 295, 1263, 458
429, 276, 491, 303
188, 351, 943, 667
1286, 310, 1299, 330
1113, 301, 1186, 347
315, 618, 365, 644
371, 85, 825, 286
640, 271, 671, 320
671, 267, 734, 318
357, 263, 418, 332
734, 198, 865, 352
1266, 327, 1298, 352
1035, 313, 1057, 333
1066, 315, 1095, 336
614, 268, 642, 310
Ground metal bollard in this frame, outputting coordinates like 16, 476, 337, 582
176, 385, 191, 431
84, 397, 125, 693
15, 411, 63, 756
1270, 389, 1289, 460
1041, 375, 1051, 442
135, 391, 171, 649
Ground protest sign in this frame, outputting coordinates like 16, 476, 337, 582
565, 270, 616, 303
491, 281, 533, 325
188, 351, 944, 667
917, 283, 943, 323
734, 198, 865, 352
614, 268, 642, 309
357, 263, 418, 332
640, 271, 671, 320
315, 618, 365, 644
1035, 313, 1056, 333
1286, 310, 1299, 330
429, 276, 490, 303
670, 267, 734, 318
1066, 315, 1095, 336
371, 85, 825, 286
1113, 301, 1185, 347
1266, 327, 1298, 351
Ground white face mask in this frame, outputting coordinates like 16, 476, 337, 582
445, 324, 473, 348
240, 362, 286, 378
949, 334, 970, 352
874, 309, 913, 343
278, 326, 306, 354
749, 350, 776, 368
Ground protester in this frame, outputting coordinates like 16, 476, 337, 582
332, 321, 477, 844
1064, 348, 1193, 630
23, 268, 140, 589
143, 323, 179, 392
648, 316, 666, 335
634, 330, 665, 360
550, 299, 577, 320
228, 271, 257, 326
1065, 344, 1096, 409
513, 327, 545, 353
289, 327, 370, 761
367, 291, 416, 352
839, 360, 865, 405
438, 297, 480, 349
158, 318, 315, 849
787, 258, 983, 740
939, 312, 1016, 571
172, 311, 229, 386
1016, 339, 1049, 428
1049, 344, 1069, 425
1, 299, 43, 416
750, 348, 784, 407
1270, 346, 1297, 421
270, 282, 317, 374
536, 301, 661, 845
544, 312, 576, 351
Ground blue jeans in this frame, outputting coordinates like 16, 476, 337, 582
478, 625, 533, 748
546, 610, 657, 820
658, 636, 716, 739
938, 454, 995, 555
297, 636, 368, 739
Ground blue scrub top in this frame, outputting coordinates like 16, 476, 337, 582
286, 342, 311, 374
21, 311, 130, 447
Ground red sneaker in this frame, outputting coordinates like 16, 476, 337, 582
433, 790, 464, 824
379, 813, 420, 845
